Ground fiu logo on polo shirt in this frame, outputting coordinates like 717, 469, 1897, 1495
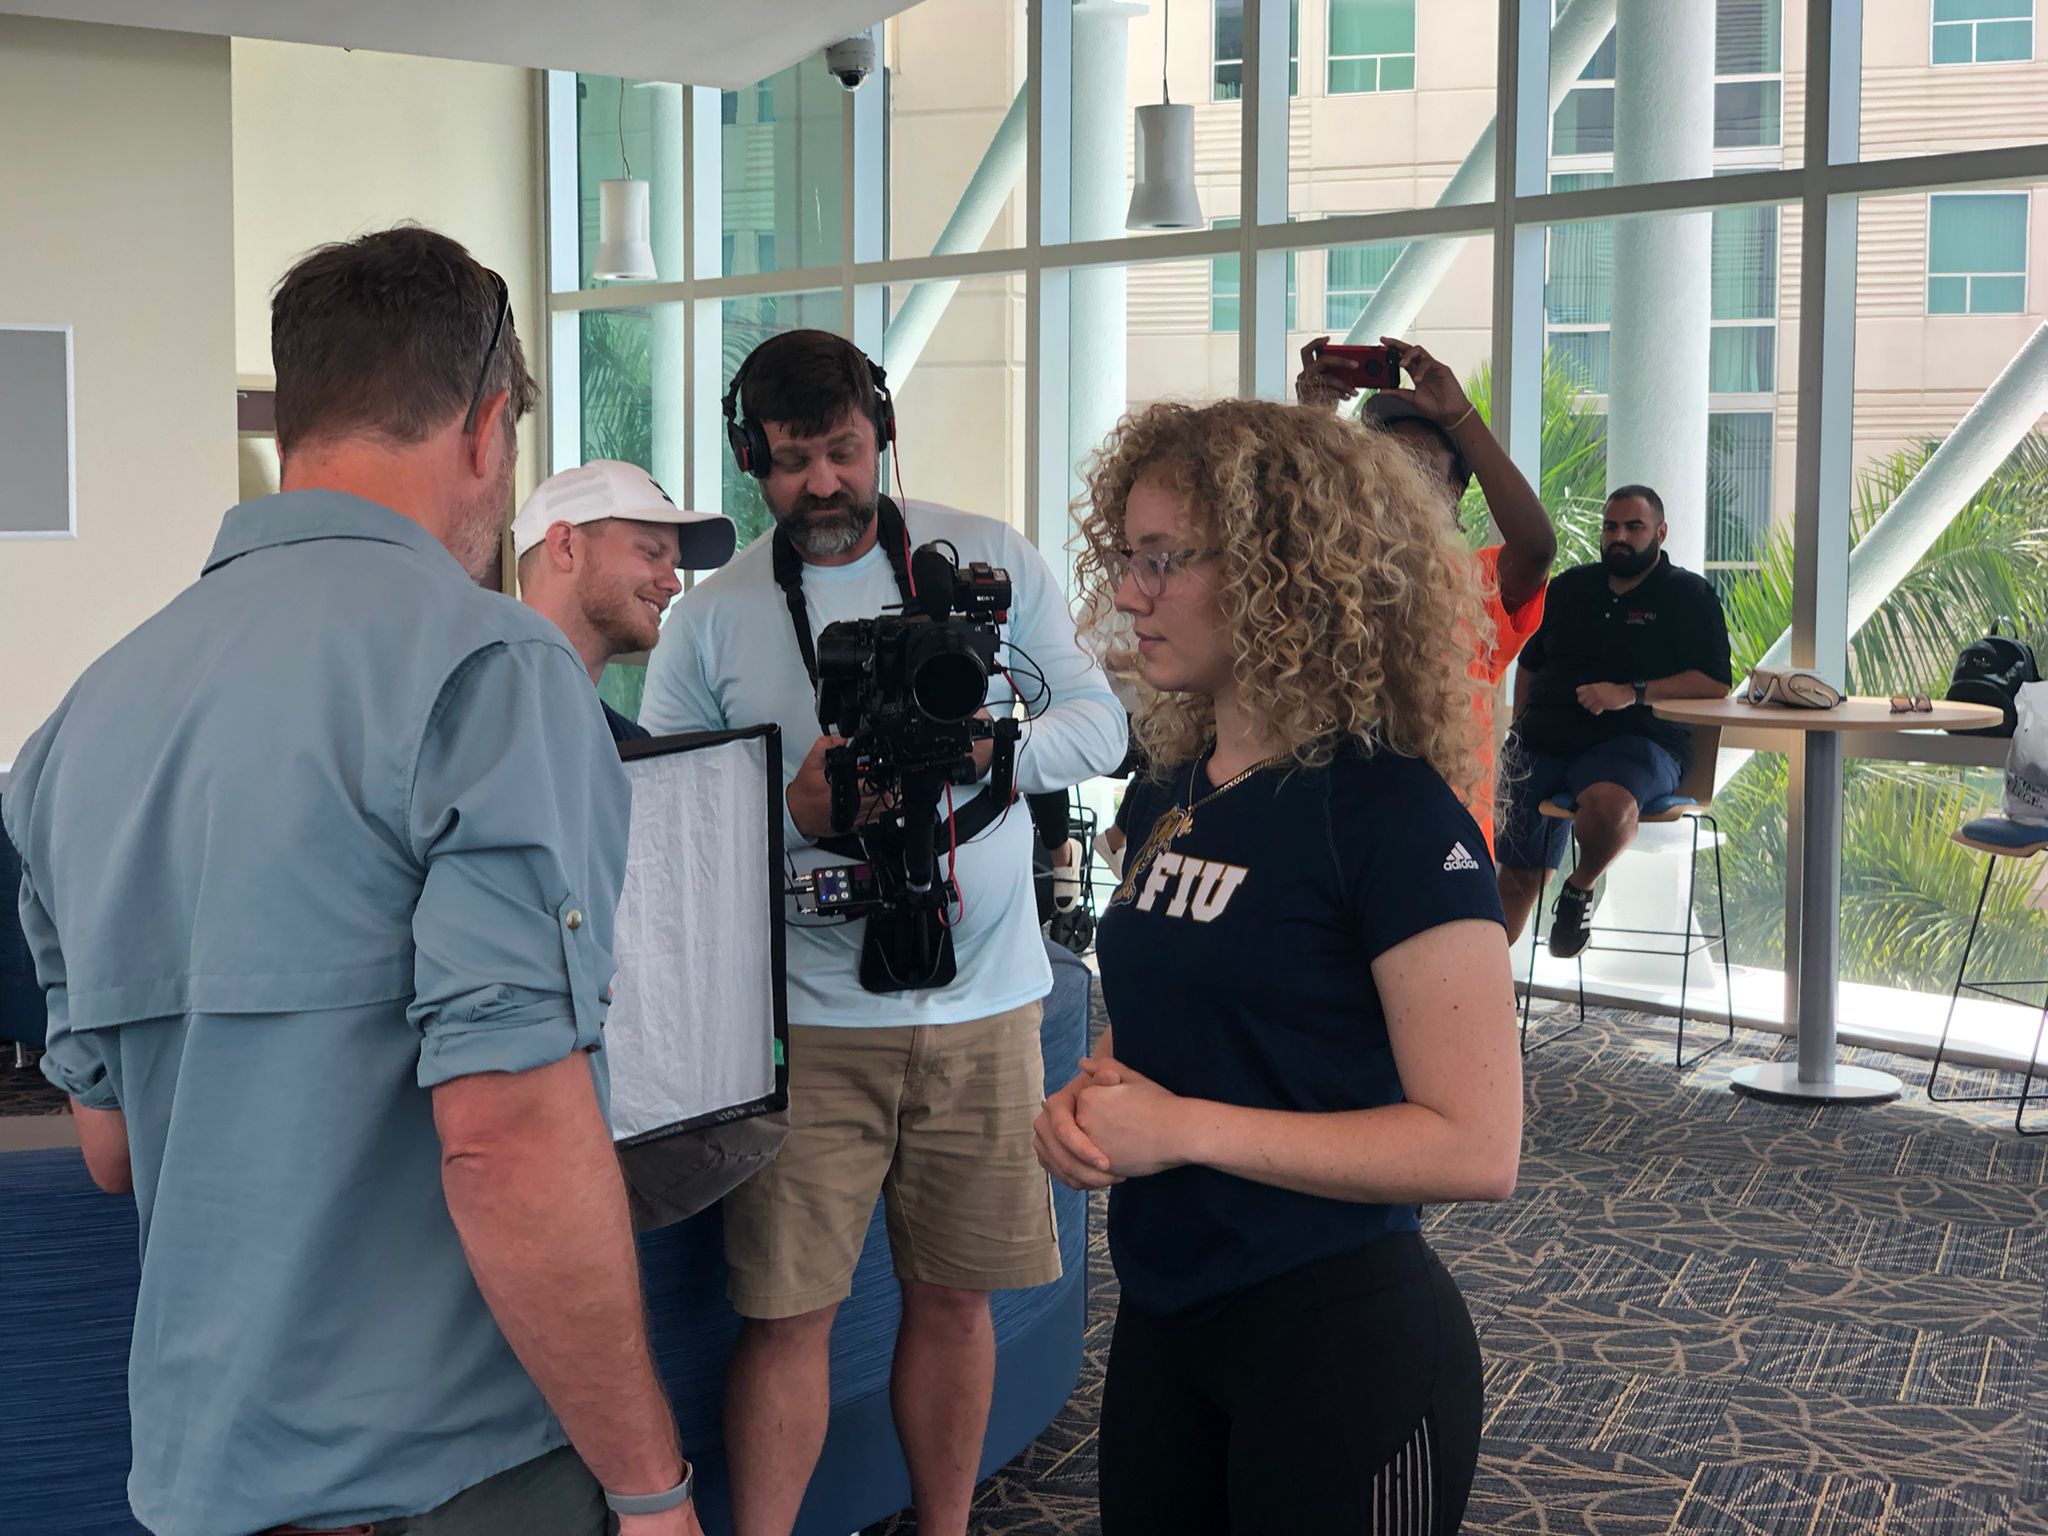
1129, 852, 1249, 923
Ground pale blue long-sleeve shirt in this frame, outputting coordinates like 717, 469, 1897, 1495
7, 491, 629, 1536
641, 500, 1127, 1026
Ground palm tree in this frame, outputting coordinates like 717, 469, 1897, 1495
1454, 355, 1610, 567
580, 308, 654, 469
576, 305, 783, 552
1711, 432, 2048, 989
1718, 434, 2048, 691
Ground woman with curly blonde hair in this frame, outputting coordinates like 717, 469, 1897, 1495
1033, 397, 1521, 1536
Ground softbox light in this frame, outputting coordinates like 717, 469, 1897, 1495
606, 725, 789, 1228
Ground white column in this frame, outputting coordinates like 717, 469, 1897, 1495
683, 88, 725, 522
1606, 0, 1715, 574
543, 72, 583, 477
648, 83, 686, 499
847, 62, 888, 356
1068, 0, 1147, 507
1577, 0, 1716, 994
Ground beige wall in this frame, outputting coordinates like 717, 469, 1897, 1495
230, 39, 544, 502
0, 18, 237, 763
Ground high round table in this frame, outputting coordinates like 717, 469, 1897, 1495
1650, 694, 2005, 1104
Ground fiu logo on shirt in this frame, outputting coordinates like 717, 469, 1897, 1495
1624, 608, 1657, 626
1126, 852, 1249, 923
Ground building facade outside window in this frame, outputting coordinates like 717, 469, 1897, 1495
1931, 0, 2034, 65
1553, 0, 1783, 159
1325, 240, 1402, 331
1927, 190, 2031, 313
1326, 0, 1415, 94
1213, 218, 1297, 332
1214, 0, 1299, 100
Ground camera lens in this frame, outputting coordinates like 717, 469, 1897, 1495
907, 628, 988, 721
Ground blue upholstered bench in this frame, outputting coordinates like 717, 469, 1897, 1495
0, 940, 1093, 1535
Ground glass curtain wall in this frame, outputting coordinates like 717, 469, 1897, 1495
546, 0, 2048, 1061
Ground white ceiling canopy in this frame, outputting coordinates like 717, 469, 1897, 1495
0, 0, 918, 90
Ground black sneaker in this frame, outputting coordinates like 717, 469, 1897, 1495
1548, 882, 1595, 959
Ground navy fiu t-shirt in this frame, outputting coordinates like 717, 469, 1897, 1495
1097, 741, 1505, 1319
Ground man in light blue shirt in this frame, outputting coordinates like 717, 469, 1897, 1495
8, 229, 699, 1536
641, 330, 1127, 1536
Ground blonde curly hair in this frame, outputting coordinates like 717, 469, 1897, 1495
1075, 397, 1494, 808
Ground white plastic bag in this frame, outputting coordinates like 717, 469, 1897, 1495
1740, 666, 1844, 709
2002, 683, 2048, 824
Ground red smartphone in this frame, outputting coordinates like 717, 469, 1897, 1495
1310, 340, 1404, 391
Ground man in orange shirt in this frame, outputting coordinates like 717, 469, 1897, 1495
1298, 336, 1556, 850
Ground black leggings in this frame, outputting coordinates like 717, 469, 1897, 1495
1098, 1233, 1482, 1536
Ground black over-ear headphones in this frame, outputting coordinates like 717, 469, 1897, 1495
722, 340, 897, 480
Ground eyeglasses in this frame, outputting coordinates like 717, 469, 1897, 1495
1109, 545, 1217, 598
462, 270, 511, 435
1888, 694, 1934, 714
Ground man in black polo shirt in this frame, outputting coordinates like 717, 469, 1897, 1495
1494, 484, 1733, 959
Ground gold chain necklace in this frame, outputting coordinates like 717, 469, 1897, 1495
1111, 750, 1286, 906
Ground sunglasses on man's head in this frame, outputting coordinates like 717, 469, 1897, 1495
462, 270, 511, 435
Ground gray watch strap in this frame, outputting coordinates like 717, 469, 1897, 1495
605, 1464, 694, 1516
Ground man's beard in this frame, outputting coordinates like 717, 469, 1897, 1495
1603, 542, 1659, 578
585, 578, 662, 658
775, 489, 878, 560
448, 444, 517, 586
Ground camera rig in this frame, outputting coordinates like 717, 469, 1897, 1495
775, 499, 1026, 992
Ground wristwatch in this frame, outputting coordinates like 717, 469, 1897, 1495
606, 1462, 694, 1517
1632, 680, 1648, 707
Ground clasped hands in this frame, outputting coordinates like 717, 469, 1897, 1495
1032, 1056, 1192, 1190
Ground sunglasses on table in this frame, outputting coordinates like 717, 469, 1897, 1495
1888, 694, 1934, 714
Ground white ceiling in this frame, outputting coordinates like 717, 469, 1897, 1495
0, 0, 919, 89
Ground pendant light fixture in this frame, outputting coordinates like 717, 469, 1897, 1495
594, 80, 657, 281
1125, 0, 1203, 231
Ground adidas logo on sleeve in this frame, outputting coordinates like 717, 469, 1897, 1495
1442, 842, 1481, 873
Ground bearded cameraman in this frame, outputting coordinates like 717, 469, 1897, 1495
639, 330, 1126, 1536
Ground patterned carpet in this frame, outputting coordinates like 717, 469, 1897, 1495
18, 994, 2048, 1533
876, 994, 2048, 1535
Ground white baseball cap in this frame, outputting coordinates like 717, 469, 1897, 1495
511, 460, 736, 571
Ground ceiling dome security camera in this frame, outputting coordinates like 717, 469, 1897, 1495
824, 32, 877, 90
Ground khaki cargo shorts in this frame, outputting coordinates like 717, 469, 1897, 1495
723, 1002, 1063, 1319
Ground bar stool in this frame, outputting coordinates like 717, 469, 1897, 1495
1520, 726, 1734, 1068
1929, 815, 2048, 1135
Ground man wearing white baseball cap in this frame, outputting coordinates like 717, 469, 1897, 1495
514, 460, 736, 742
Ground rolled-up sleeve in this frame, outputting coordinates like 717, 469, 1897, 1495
406, 640, 632, 1089
19, 862, 114, 1109
3, 778, 112, 1110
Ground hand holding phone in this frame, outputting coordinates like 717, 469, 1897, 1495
1307, 338, 1404, 391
